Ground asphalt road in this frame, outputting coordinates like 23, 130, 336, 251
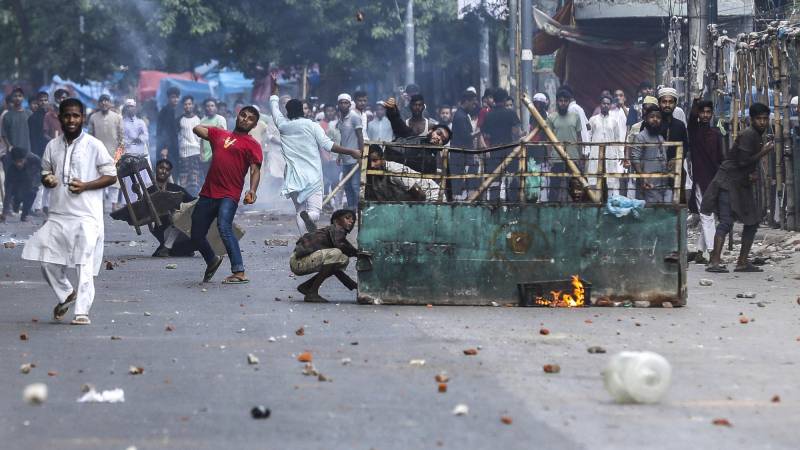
1, 202, 798, 450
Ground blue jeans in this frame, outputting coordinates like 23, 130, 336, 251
190, 196, 244, 273
341, 163, 359, 209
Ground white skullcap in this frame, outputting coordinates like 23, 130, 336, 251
124, 98, 136, 107
466, 86, 477, 94
337, 93, 352, 103
657, 87, 679, 100
533, 93, 547, 102
791, 96, 798, 106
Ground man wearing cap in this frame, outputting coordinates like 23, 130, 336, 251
335, 93, 364, 209
121, 99, 151, 196
88, 94, 123, 210
624, 95, 659, 198
367, 101, 393, 142
657, 87, 689, 200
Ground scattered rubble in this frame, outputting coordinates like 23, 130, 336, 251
543, 364, 560, 374
23, 383, 47, 405
110, 336, 122, 340
409, 359, 426, 366
77, 388, 125, 403
105, 261, 114, 270
736, 292, 756, 299
463, 348, 478, 356
438, 383, 447, 393
539, 328, 550, 335
739, 316, 750, 324
452, 404, 469, 416
295, 327, 305, 336
771, 395, 781, 403
165, 264, 177, 269
587, 346, 607, 354
251, 406, 271, 419
165, 325, 175, 332
247, 354, 260, 365
297, 352, 312, 362
712, 418, 732, 427
19, 332, 28, 341
340, 358, 351, 365
699, 279, 714, 287
264, 239, 289, 246
435, 373, 449, 383
20, 363, 35, 374
128, 366, 144, 375
603, 351, 671, 404
500, 416, 513, 425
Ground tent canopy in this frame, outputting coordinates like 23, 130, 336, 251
533, 1, 656, 113
138, 70, 197, 101
156, 78, 212, 109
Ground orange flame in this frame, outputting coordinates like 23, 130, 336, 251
534, 276, 585, 307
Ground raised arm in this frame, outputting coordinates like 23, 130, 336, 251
269, 95, 288, 128
383, 97, 415, 138
193, 125, 210, 141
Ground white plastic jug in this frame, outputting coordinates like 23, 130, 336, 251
603, 351, 672, 404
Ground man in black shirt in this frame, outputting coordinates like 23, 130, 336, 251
383, 97, 451, 175
657, 87, 689, 200
148, 159, 196, 257
449, 90, 480, 200
157, 87, 181, 164
290, 209, 358, 303
0, 147, 40, 222
481, 88, 522, 201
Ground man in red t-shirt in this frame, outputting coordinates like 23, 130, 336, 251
191, 106, 263, 284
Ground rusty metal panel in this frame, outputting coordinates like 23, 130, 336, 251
356, 202, 687, 306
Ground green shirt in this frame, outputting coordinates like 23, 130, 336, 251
200, 114, 227, 161
546, 112, 583, 162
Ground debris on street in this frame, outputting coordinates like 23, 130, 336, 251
603, 351, 671, 404
712, 418, 732, 427
128, 366, 144, 375
452, 404, 469, 416
543, 364, 560, 373
409, 359, 426, 366
20, 363, 35, 374
247, 353, 260, 365
463, 348, 478, 355
251, 406, 271, 419
297, 352, 312, 362
23, 383, 47, 404
77, 388, 125, 403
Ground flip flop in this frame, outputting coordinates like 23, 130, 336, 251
705, 265, 729, 273
71, 315, 91, 325
53, 291, 77, 321
203, 256, 224, 283
222, 275, 250, 285
734, 263, 764, 273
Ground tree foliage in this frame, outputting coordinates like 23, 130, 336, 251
0, 0, 499, 89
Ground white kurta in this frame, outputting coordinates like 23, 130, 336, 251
385, 161, 441, 201
269, 95, 333, 204
587, 113, 625, 190
22, 132, 117, 276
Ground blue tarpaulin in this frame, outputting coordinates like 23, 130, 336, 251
209, 70, 253, 100
156, 78, 212, 109
44, 75, 111, 110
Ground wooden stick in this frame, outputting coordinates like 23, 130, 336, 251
520, 93, 600, 203
323, 164, 359, 207
466, 127, 540, 202
770, 39, 783, 228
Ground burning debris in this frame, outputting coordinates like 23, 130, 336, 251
520, 276, 588, 308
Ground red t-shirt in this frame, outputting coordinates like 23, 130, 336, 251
200, 127, 263, 201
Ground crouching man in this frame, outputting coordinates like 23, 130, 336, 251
290, 209, 358, 303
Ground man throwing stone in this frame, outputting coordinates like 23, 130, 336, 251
191, 105, 262, 284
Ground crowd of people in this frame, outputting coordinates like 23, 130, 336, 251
0, 74, 779, 320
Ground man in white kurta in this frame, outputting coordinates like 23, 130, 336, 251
22, 99, 117, 325
587, 97, 625, 196
269, 94, 361, 234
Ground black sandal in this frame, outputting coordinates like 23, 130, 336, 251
203, 256, 224, 282
705, 265, 729, 273
734, 263, 763, 273
53, 291, 77, 321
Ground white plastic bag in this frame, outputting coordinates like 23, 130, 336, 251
603, 351, 671, 404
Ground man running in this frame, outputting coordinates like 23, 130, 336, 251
191, 105, 262, 284
21, 99, 117, 325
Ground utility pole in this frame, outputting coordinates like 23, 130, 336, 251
520, 0, 534, 128
687, 0, 709, 100
479, 0, 491, 96
509, 0, 519, 116
405, 0, 415, 86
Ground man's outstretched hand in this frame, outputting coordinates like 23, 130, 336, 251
384, 97, 397, 110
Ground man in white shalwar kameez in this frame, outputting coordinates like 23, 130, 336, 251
22, 99, 117, 325
269, 81, 361, 234
587, 96, 625, 197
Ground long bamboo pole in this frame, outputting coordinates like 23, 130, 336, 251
466, 127, 540, 202
520, 94, 601, 203
769, 38, 784, 228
